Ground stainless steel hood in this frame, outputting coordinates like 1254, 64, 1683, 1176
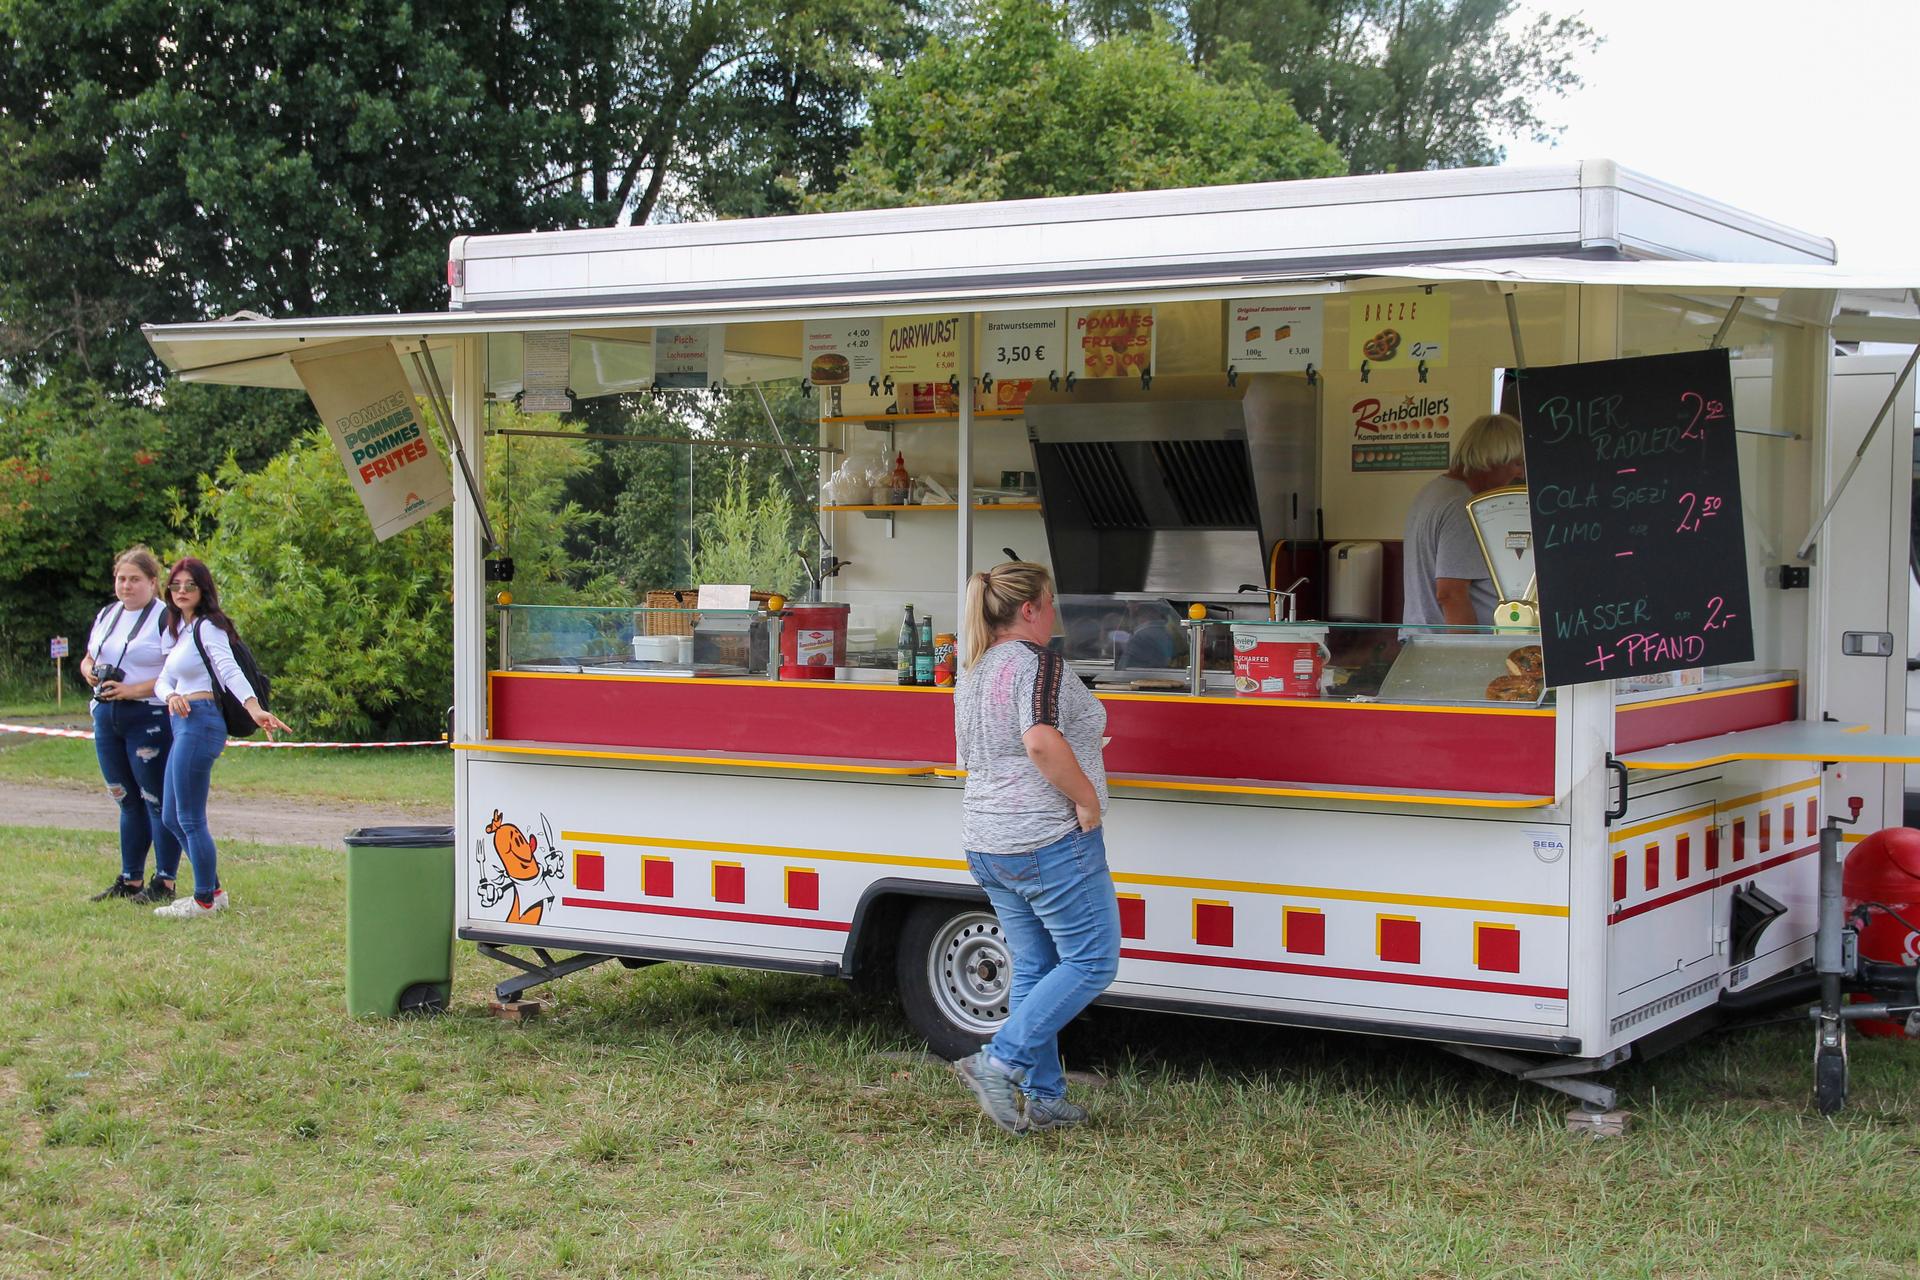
1025, 374, 1318, 596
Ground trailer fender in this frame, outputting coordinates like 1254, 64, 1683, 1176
842, 878, 989, 979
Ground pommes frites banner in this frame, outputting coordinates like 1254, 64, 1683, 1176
292, 341, 454, 541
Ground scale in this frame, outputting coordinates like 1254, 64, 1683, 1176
1465, 485, 1537, 633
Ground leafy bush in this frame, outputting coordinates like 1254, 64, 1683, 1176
0, 379, 177, 663
686, 459, 807, 597
180, 407, 597, 740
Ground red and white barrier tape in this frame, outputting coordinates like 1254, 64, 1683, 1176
0, 722, 444, 749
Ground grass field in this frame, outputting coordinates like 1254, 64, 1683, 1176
0, 734, 452, 810
4, 826, 1919, 1278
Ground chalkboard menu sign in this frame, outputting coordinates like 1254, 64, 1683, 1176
1515, 349, 1754, 686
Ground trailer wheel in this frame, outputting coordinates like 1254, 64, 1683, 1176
896, 900, 1010, 1059
1814, 1043, 1849, 1117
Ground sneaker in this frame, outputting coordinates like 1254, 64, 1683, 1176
1024, 1095, 1089, 1132
131, 878, 176, 905
89, 878, 144, 902
154, 890, 229, 919
952, 1052, 1028, 1135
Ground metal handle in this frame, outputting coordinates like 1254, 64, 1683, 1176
1605, 756, 1629, 825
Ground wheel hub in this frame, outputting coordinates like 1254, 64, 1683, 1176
929, 911, 1011, 1033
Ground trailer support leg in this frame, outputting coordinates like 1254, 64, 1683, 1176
478, 942, 627, 1002
1811, 808, 1854, 1115
1443, 1044, 1626, 1119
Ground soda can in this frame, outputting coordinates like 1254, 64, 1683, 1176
933, 633, 956, 687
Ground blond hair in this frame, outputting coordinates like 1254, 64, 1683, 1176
961, 562, 1053, 670
1453, 413, 1524, 474
113, 544, 162, 583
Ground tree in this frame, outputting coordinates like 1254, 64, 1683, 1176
0, 0, 931, 391
810, 0, 1344, 211
1066, 0, 1598, 175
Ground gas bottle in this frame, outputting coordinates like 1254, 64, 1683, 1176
1842, 825, 1920, 1038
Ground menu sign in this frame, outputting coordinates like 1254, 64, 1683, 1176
882, 313, 961, 382
1516, 349, 1754, 686
1067, 305, 1155, 379
1347, 292, 1449, 369
804, 319, 881, 387
982, 309, 1064, 381
654, 325, 720, 388
1228, 298, 1323, 371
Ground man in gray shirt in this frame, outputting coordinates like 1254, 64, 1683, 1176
1402, 413, 1526, 627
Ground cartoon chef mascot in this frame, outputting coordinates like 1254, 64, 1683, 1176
477, 809, 566, 925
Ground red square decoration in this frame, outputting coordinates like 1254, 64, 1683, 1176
1475, 923, 1520, 973
1282, 907, 1325, 955
641, 856, 673, 898
1377, 915, 1420, 964
1706, 825, 1721, 872
785, 867, 820, 911
712, 862, 745, 905
1117, 894, 1146, 941
1759, 810, 1771, 854
1612, 852, 1627, 902
1644, 842, 1660, 891
1675, 834, 1691, 881
574, 851, 604, 892
1193, 900, 1233, 948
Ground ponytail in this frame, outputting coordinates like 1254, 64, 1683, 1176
960, 561, 1054, 671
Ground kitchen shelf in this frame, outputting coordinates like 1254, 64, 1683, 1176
820, 502, 1042, 513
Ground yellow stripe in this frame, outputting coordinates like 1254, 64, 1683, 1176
557, 830, 966, 872
452, 741, 935, 776
556, 829, 1565, 916
1109, 870, 1566, 917
1618, 679, 1797, 713
1610, 803, 1717, 842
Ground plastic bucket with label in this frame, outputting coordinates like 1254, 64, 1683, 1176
779, 603, 850, 679
1230, 624, 1329, 698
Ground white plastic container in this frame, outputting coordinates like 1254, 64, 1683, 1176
1328, 540, 1384, 622
632, 635, 684, 663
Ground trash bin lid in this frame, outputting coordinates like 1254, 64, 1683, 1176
345, 825, 456, 847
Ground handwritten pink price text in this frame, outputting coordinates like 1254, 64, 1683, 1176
1573, 595, 1735, 672
1675, 492, 1724, 533
1679, 390, 1726, 442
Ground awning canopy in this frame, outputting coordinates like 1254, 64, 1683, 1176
142, 256, 1920, 392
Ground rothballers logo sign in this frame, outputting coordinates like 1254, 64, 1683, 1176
1350, 392, 1453, 473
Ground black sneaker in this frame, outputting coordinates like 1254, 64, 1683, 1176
132, 878, 176, 905
90, 878, 144, 902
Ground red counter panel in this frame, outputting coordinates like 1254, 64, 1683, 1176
1613, 680, 1797, 755
489, 672, 1558, 795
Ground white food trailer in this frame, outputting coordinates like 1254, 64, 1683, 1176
144, 160, 1920, 1117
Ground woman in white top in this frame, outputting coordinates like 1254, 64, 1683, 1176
151, 556, 288, 918
80, 546, 184, 903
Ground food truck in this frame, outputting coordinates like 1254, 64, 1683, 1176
142, 160, 1920, 1118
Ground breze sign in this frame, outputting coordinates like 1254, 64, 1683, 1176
292, 339, 453, 541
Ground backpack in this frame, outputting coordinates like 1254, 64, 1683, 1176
191, 617, 272, 738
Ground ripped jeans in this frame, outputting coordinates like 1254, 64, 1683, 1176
91, 699, 181, 883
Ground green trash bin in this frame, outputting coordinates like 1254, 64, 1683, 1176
345, 825, 456, 1017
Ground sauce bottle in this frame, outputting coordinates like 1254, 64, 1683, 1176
889, 452, 911, 505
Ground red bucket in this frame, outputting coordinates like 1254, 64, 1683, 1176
779, 603, 850, 680
1230, 625, 1329, 698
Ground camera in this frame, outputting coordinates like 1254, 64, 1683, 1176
94, 662, 126, 685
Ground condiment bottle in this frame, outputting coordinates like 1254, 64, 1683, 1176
889, 452, 911, 505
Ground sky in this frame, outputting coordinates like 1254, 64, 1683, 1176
1498, 0, 1920, 268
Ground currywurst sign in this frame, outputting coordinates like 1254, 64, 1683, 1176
293, 341, 454, 541
1516, 349, 1753, 686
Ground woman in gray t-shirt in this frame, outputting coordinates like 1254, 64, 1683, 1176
948, 563, 1120, 1135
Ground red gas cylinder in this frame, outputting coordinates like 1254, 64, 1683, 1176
1842, 826, 1920, 1038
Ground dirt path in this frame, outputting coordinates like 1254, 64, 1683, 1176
0, 777, 447, 848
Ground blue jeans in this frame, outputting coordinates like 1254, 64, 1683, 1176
91, 699, 181, 883
161, 701, 228, 902
967, 826, 1121, 1101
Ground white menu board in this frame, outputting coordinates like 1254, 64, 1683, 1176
981, 309, 1065, 380
1227, 298, 1323, 372
804, 319, 882, 387
654, 325, 720, 389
